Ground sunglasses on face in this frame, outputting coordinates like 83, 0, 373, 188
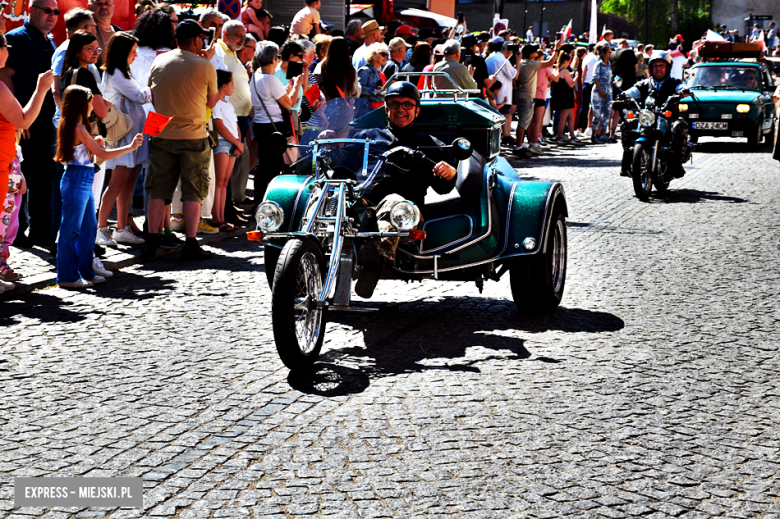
32, 5, 61, 15
379, 52, 388, 57
387, 101, 417, 111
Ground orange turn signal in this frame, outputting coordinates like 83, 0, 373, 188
246, 230, 264, 241
408, 230, 426, 241
627, 112, 635, 120
664, 110, 672, 118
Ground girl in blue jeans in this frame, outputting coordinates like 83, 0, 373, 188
54, 85, 143, 288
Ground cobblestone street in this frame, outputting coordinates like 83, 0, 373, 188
2, 138, 780, 518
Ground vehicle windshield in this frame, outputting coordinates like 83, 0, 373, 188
686, 65, 761, 91
298, 97, 395, 194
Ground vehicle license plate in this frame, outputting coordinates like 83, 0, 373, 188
692, 122, 728, 130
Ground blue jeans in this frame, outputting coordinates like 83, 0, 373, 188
57, 164, 97, 283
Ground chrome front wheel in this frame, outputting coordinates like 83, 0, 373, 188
272, 239, 327, 371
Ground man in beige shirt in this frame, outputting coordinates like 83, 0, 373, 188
88, 0, 118, 65
144, 20, 220, 261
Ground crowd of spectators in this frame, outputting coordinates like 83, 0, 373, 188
1, 0, 777, 291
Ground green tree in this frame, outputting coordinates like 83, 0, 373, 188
600, 0, 713, 48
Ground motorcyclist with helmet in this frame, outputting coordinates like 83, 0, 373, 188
617, 51, 689, 178
355, 81, 458, 297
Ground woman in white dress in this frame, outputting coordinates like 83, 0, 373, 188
96, 32, 152, 246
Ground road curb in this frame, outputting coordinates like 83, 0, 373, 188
1, 227, 248, 298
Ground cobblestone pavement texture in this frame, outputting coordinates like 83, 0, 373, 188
1, 138, 780, 518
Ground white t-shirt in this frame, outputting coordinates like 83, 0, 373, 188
250, 72, 286, 124
670, 55, 686, 80
290, 6, 320, 36
213, 98, 239, 140
582, 53, 598, 83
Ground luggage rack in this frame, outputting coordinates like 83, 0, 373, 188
699, 42, 762, 60
381, 71, 481, 101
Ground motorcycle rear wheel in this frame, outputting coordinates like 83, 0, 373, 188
654, 161, 670, 193
272, 239, 327, 372
632, 142, 654, 202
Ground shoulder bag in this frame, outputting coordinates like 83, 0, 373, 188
252, 74, 298, 164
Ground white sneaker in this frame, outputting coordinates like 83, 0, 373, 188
92, 257, 113, 277
96, 227, 117, 246
583, 128, 593, 136
527, 144, 543, 155
170, 217, 185, 231
59, 278, 93, 288
0, 279, 14, 291
86, 275, 106, 285
112, 226, 145, 245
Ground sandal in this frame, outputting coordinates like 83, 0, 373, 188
0, 264, 22, 282
217, 222, 236, 232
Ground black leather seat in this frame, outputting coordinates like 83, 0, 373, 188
423, 150, 486, 220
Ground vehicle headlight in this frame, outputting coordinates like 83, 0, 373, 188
255, 201, 284, 232
679, 103, 689, 112
638, 110, 656, 128
389, 200, 421, 232
736, 104, 751, 113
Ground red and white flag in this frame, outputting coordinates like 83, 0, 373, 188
562, 19, 572, 41
705, 29, 726, 42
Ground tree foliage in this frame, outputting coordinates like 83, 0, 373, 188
600, 0, 713, 48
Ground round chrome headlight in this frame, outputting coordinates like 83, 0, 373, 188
638, 110, 656, 128
389, 200, 420, 232
255, 201, 284, 232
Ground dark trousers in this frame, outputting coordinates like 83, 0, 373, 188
253, 122, 285, 202
577, 83, 594, 130
19, 127, 56, 246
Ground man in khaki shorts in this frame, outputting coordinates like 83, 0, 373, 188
143, 19, 220, 261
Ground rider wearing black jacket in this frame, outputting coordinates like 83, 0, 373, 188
356, 82, 458, 298
619, 51, 689, 178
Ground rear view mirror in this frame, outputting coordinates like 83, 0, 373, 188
450, 138, 473, 161
270, 132, 288, 155
614, 76, 623, 88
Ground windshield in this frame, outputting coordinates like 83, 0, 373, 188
297, 97, 394, 193
686, 66, 761, 91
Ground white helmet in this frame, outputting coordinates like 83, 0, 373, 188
648, 51, 672, 78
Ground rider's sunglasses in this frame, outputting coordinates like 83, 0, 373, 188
32, 5, 61, 15
387, 101, 417, 111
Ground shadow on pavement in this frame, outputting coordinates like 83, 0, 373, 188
693, 141, 771, 154
86, 271, 176, 300
288, 301, 624, 396
656, 188, 749, 204
0, 291, 87, 326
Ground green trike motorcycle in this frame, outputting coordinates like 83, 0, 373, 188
250, 76, 568, 372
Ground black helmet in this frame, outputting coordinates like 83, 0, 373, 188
384, 81, 421, 105
648, 51, 672, 78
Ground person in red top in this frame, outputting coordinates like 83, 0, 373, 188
0, 33, 54, 284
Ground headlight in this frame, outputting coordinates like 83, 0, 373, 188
255, 201, 284, 232
638, 110, 656, 128
736, 104, 751, 113
389, 200, 421, 232
679, 103, 689, 112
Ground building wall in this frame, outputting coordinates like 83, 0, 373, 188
265, 0, 346, 31
456, 0, 637, 41
711, 0, 779, 36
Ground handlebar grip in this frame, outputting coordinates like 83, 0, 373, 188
412, 149, 437, 170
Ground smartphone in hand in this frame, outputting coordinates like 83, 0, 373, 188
206, 27, 216, 47
286, 60, 304, 80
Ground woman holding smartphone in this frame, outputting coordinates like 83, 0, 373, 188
250, 41, 303, 201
